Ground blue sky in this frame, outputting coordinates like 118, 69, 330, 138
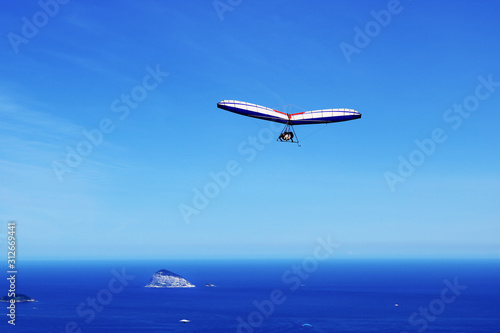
1, 0, 499, 260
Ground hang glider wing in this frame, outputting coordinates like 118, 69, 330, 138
217, 100, 290, 124
217, 100, 361, 125
288, 108, 361, 125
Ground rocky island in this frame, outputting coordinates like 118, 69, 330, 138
145, 269, 195, 288
0, 294, 35, 303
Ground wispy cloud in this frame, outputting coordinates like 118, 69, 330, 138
0, 95, 151, 257
0, 95, 133, 213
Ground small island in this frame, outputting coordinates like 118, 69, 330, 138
0, 294, 35, 303
145, 269, 195, 288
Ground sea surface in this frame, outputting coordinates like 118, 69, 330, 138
1, 259, 499, 332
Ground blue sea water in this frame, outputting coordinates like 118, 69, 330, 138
1, 259, 499, 332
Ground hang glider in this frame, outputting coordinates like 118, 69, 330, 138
217, 100, 361, 145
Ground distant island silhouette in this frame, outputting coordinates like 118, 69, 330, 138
0, 294, 35, 303
145, 269, 195, 288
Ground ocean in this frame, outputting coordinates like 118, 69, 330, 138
1, 259, 499, 332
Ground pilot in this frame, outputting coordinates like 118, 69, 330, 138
279, 131, 294, 141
